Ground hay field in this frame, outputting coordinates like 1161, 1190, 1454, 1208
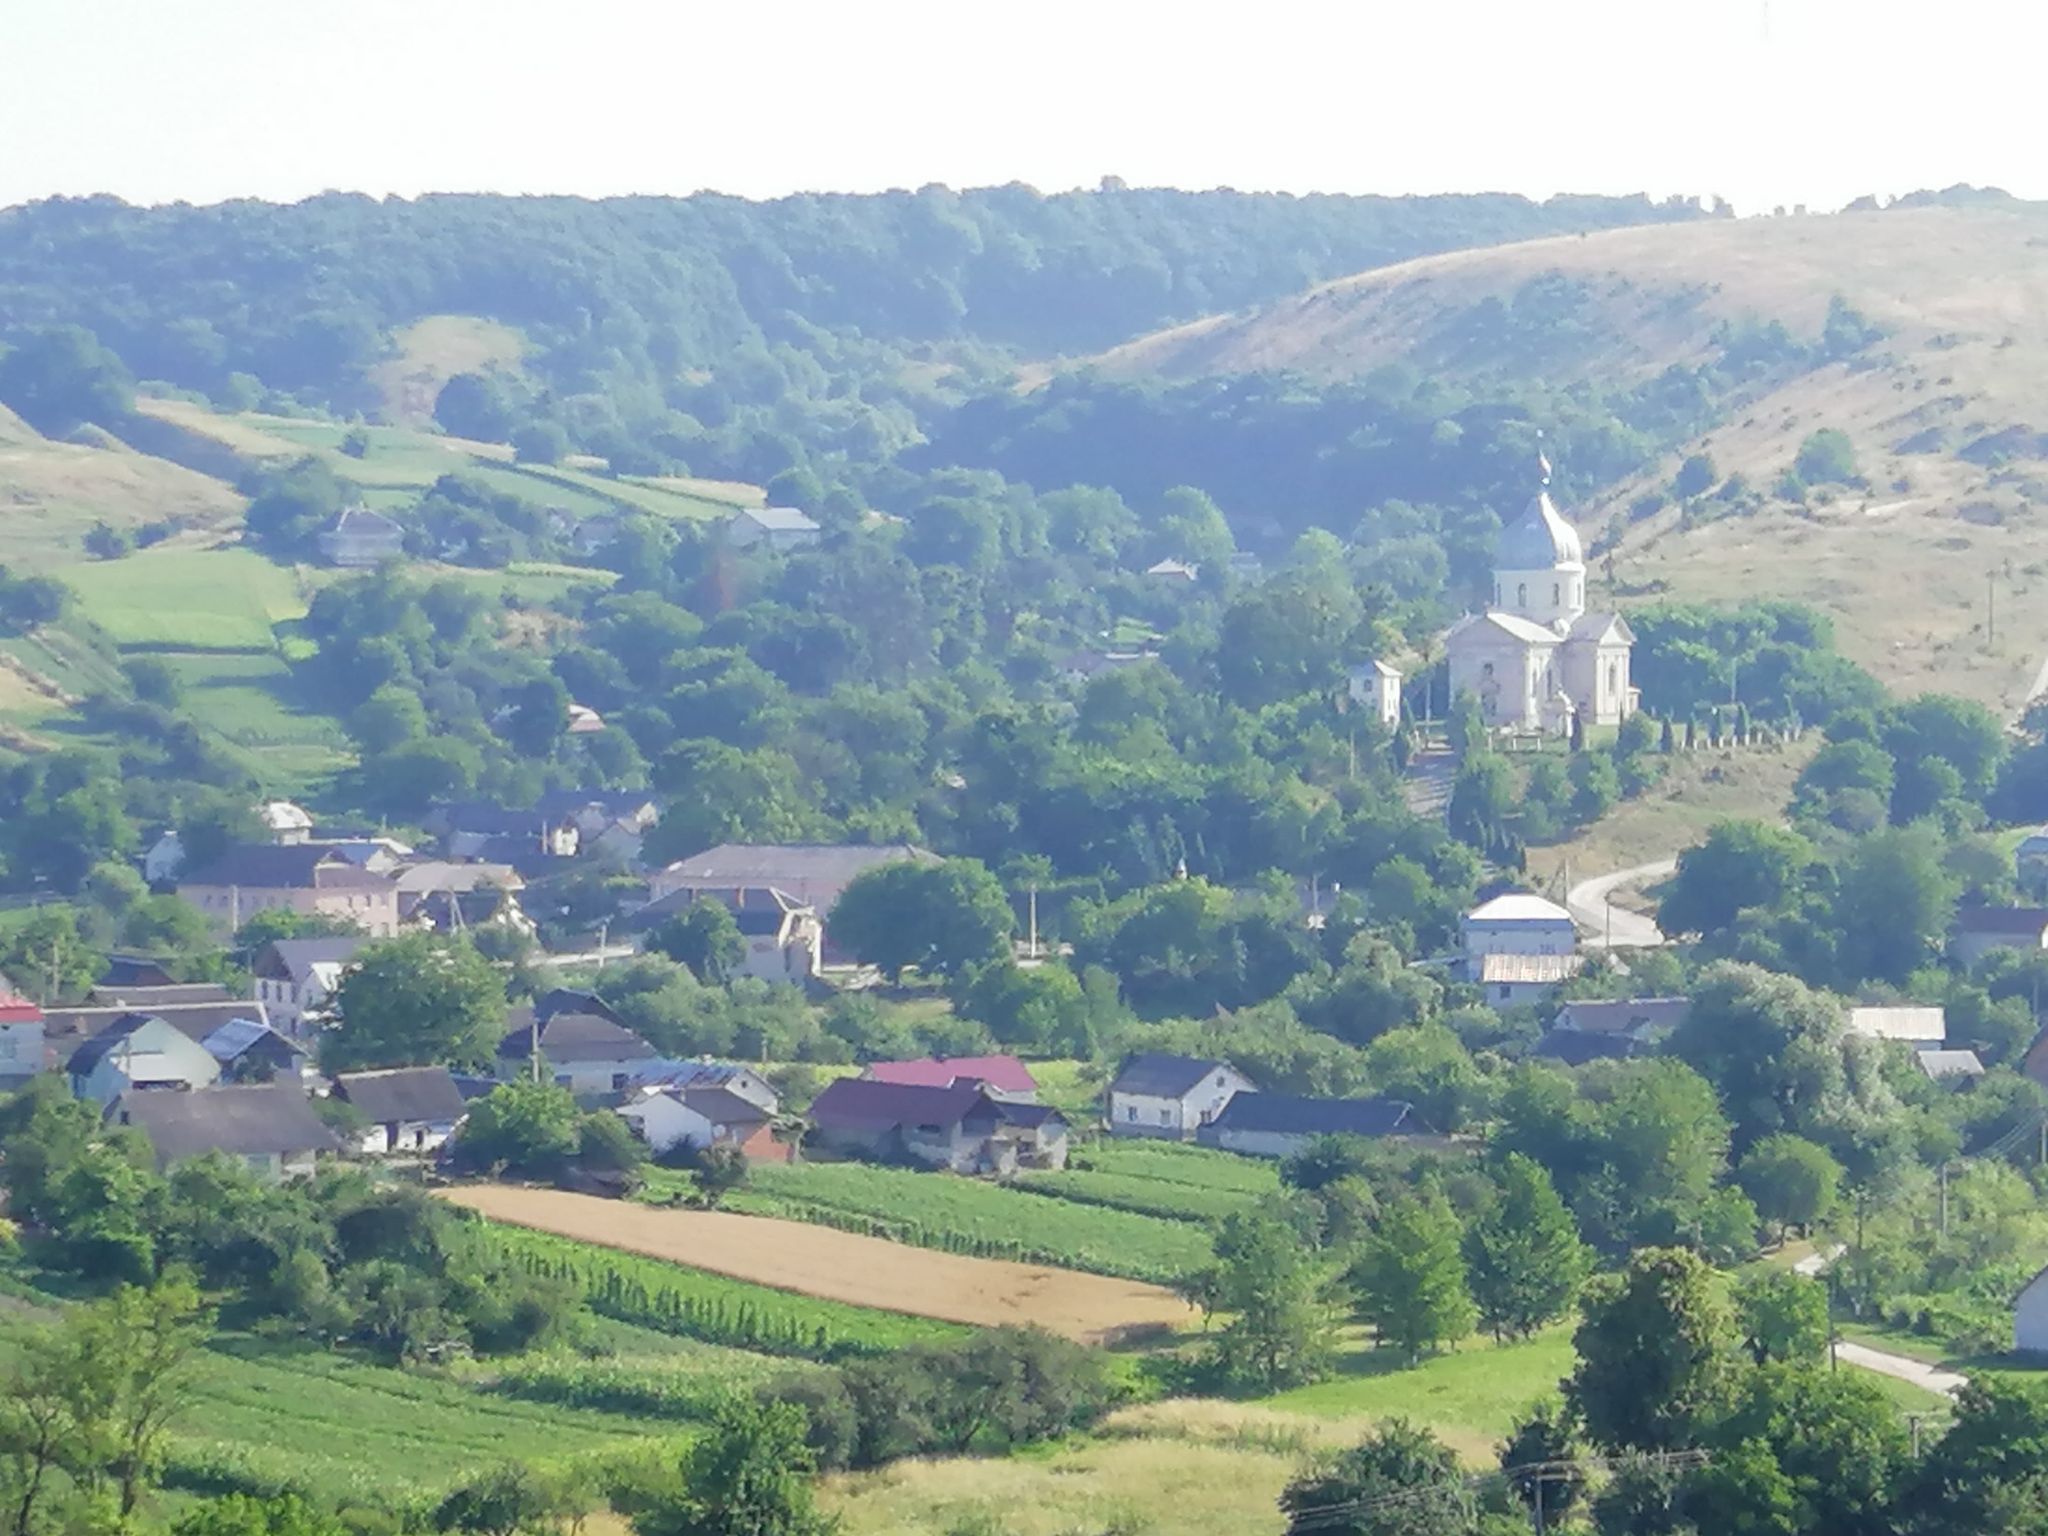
444, 1186, 1194, 1343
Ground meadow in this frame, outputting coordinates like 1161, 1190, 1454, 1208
674, 1159, 1217, 1284
55, 546, 309, 651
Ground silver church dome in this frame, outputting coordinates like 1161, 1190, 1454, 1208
1495, 489, 1584, 569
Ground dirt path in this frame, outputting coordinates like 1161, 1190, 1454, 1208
1565, 857, 1676, 948
445, 1185, 1194, 1344
1832, 1340, 1967, 1398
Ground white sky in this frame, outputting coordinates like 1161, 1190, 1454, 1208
2, 0, 2042, 214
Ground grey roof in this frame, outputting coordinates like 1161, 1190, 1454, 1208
202, 1017, 304, 1065
1554, 997, 1692, 1036
255, 936, 370, 983
1914, 1049, 1986, 1080
1495, 489, 1583, 569
629, 1059, 770, 1099
326, 505, 403, 538
335, 1065, 467, 1125
498, 1011, 654, 1064
1207, 1092, 1419, 1138
88, 983, 238, 1008
679, 1085, 772, 1125
735, 505, 819, 533
1954, 906, 2048, 936
113, 1084, 337, 1167
179, 844, 391, 891
1109, 1052, 1248, 1099
657, 843, 935, 900
1564, 611, 1635, 645
65, 1013, 160, 1077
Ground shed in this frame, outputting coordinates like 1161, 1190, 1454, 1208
334, 1065, 469, 1154
1198, 1092, 1422, 1158
111, 1084, 336, 1179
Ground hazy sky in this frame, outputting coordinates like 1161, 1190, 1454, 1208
3, 0, 2041, 213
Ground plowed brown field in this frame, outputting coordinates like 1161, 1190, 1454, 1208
444, 1185, 1195, 1343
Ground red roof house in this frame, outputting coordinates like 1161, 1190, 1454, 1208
862, 1054, 1038, 1099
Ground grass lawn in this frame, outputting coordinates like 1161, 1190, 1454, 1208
159, 652, 349, 749
1266, 1325, 1574, 1460
56, 547, 309, 651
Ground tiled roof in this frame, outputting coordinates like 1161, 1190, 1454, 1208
865, 1055, 1038, 1094
1846, 1006, 1947, 1043
498, 1012, 654, 1064
1554, 997, 1691, 1035
1954, 906, 2048, 936
809, 1077, 987, 1132
657, 844, 934, 898
180, 844, 391, 892
1467, 892, 1574, 924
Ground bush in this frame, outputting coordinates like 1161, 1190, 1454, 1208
512, 421, 568, 465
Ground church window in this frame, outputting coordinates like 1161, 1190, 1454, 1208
1516, 582, 1527, 608
1552, 582, 1560, 606
1573, 580, 1581, 606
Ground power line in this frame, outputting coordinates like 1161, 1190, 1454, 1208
1283, 1450, 1711, 1533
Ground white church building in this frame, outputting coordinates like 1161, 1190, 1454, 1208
1444, 465, 1636, 735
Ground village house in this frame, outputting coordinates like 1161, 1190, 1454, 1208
392, 859, 532, 934
1105, 1053, 1257, 1140
429, 801, 582, 860
1144, 557, 1199, 583
1915, 1049, 1986, 1082
143, 829, 185, 884
1951, 907, 2048, 969
43, 998, 274, 1076
332, 1065, 468, 1154
1477, 952, 1586, 1010
316, 505, 406, 568
178, 844, 401, 938
1346, 659, 1403, 730
627, 1059, 779, 1115
1846, 1006, 1948, 1048
618, 1083, 789, 1163
112, 1083, 336, 1180
497, 1009, 656, 1095
807, 1077, 1069, 1173
863, 1055, 1038, 1101
2016, 830, 2048, 900
726, 504, 821, 552
307, 836, 412, 874
0, 988, 43, 1090
647, 843, 938, 963
632, 886, 822, 984
2018, 1265, 2048, 1357
258, 800, 316, 844
252, 936, 368, 1035
201, 1017, 310, 1083
1198, 1092, 1423, 1159
1462, 891, 1581, 1008
1534, 995, 1688, 1061
66, 1012, 223, 1105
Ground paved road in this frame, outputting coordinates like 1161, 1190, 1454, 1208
1564, 857, 1676, 948
1793, 1246, 1966, 1397
1833, 1339, 1968, 1398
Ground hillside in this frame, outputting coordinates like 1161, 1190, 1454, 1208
1095, 202, 2048, 707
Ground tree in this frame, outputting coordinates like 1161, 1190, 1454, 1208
634, 1396, 833, 1536
1736, 1134, 1843, 1238
0, 325, 133, 433
1896, 1376, 2048, 1536
1712, 1365, 1906, 1536
84, 521, 133, 561
68, 1274, 211, 1518
1733, 1271, 1829, 1366
1279, 1420, 1472, 1536
1660, 820, 1815, 938
435, 1463, 565, 1536
1568, 1247, 1736, 1452
828, 858, 1014, 980
1681, 1437, 1800, 1536
512, 420, 568, 465
1669, 964, 1846, 1146
1464, 1154, 1591, 1340
649, 899, 746, 985
1593, 1059, 1732, 1243
175, 1494, 350, 1536
0, 908, 105, 1002
435, 373, 520, 442
1794, 428, 1858, 485
693, 1144, 750, 1208
1674, 453, 1718, 500
1201, 1210, 1339, 1392
1501, 1401, 1586, 1528
324, 933, 507, 1071
456, 1080, 582, 1178
1361, 1024, 1482, 1131
1833, 823, 1960, 985
1350, 1187, 1475, 1363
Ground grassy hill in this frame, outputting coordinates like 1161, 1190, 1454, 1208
1097, 203, 2048, 709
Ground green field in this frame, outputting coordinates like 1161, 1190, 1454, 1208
668, 1160, 1215, 1284
56, 547, 309, 651
1267, 1326, 1575, 1448
1064, 1138, 1286, 1195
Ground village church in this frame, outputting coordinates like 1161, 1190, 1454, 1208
1440, 461, 1636, 734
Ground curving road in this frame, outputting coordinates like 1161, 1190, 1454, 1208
1565, 856, 1677, 948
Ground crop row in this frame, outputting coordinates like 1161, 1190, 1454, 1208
1012, 1166, 1261, 1223
714, 1161, 1213, 1283
1063, 1139, 1285, 1195
485, 1224, 963, 1359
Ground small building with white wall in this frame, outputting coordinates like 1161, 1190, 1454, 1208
1348, 659, 1402, 730
2016, 1264, 2048, 1357
1105, 1053, 1257, 1140
1462, 892, 1576, 977
1846, 1006, 1948, 1048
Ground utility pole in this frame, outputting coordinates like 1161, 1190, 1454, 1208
1027, 885, 1040, 959
1939, 1161, 1949, 1240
